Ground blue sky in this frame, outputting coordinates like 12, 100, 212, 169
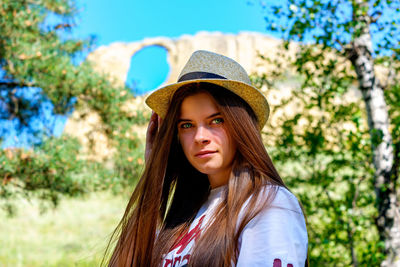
74, 0, 268, 45
73, 0, 270, 93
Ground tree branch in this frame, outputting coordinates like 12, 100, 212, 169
370, 11, 382, 24
0, 81, 35, 89
53, 23, 73, 30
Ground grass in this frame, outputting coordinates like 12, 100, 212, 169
0, 191, 129, 266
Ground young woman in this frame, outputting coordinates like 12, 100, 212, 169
106, 50, 308, 266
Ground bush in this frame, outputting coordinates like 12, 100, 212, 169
0, 134, 145, 215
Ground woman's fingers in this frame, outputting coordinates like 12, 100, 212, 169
147, 112, 160, 140
145, 112, 161, 163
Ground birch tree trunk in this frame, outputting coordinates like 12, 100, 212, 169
347, 1, 400, 265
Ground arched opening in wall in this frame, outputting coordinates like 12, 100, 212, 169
126, 45, 169, 95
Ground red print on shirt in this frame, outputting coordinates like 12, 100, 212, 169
163, 215, 206, 267
273, 258, 293, 267
170, 215, 205, 254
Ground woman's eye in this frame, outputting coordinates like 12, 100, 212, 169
212, 118, 224, 124
180, 123, 192, 129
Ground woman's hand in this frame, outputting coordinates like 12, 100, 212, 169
145, 111, 162, 163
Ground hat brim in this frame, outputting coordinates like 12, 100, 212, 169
145, 79, 269, 129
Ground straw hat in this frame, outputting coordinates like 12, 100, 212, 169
145, 50, 269, 129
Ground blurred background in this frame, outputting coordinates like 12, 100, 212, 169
0, 0, 399, 266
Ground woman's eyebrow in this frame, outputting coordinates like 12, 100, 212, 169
177, 118, 191, 123
177, 112, 221, 123
206, 112, 221, 119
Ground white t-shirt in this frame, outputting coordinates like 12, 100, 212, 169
162, 186, 308, 267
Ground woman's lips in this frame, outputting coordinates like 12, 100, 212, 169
195, 150, 216, 158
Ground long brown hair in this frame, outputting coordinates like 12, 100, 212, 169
106, 82, 290, 266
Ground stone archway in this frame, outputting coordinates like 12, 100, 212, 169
125, 45, 170, 94
86, 37, 177, 87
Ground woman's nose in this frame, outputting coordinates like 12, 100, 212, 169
194, 126, 211, 144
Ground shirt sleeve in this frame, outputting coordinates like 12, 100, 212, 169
236, 187, 308, 267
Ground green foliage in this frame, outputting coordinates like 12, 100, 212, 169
0, 0, 149, 208
263, 0, 400, 55
0, 133, 146, 215
0, 0, 148, 139
1, 136, 84, 213
255, 68, 384, 265
1, 0, 84, 124
257, 0, 400, 265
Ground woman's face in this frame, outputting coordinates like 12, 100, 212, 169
177, 92, 237, 188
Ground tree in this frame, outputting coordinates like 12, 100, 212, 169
1, 0, 82, 141
259, 0, 400, 265
0, 0, 147, 210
